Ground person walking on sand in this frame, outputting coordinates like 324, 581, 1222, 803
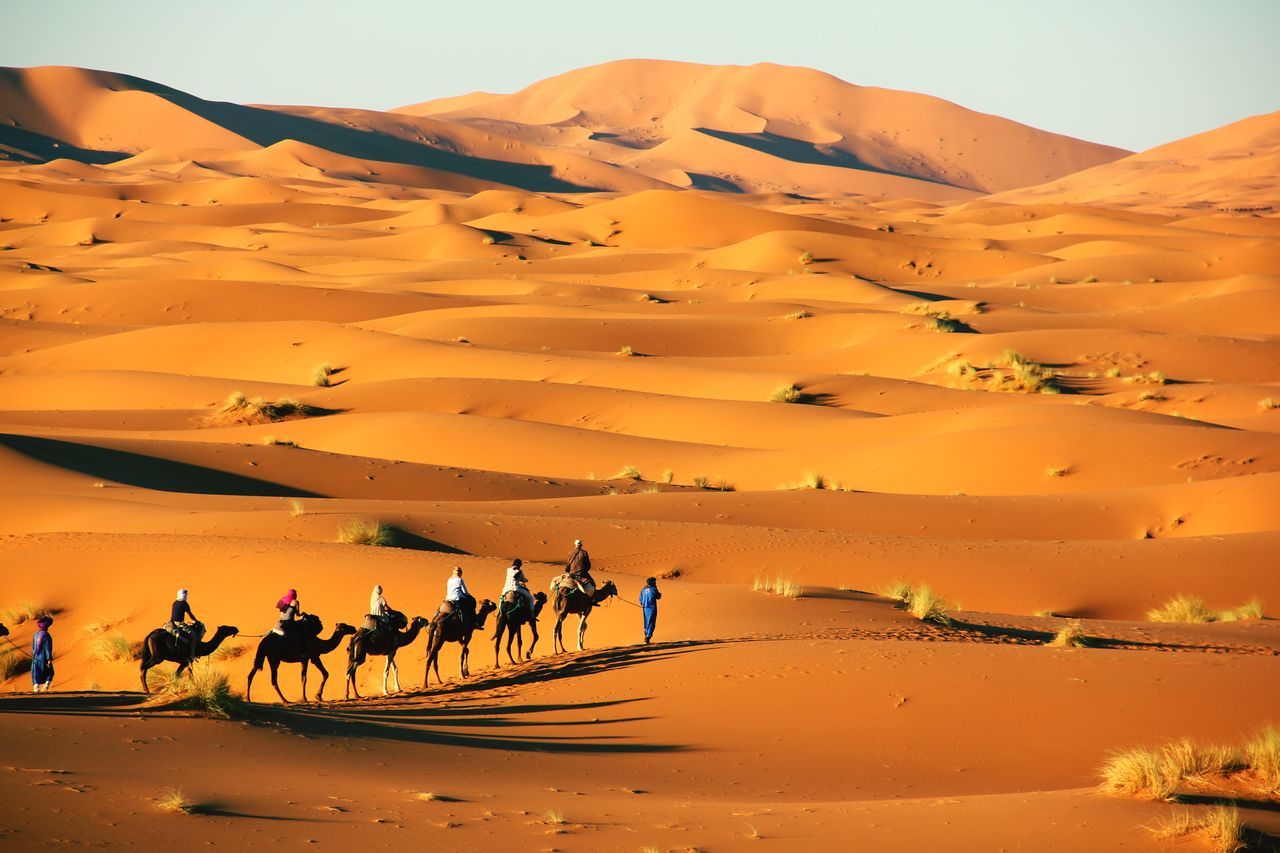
31, 615, 54, 692
639, 577, 661, 645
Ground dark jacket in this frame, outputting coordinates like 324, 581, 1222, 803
170, 599, 195, 624
567, 547, 591, 576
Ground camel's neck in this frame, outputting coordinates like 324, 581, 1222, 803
473, 611, 491, 630
196, 630, 233, 656
398, 622, 424, 647
317, 631, 347, 653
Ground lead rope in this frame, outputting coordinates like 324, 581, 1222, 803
2, 634, 33, 659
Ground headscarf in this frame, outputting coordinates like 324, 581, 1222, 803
512, 558, 522, 568
36, 616, 53, 630
277, 589, 298, 611
177, 589, 188, 601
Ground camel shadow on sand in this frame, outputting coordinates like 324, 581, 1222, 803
252, 640, 723, 755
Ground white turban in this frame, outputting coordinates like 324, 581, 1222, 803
177, 589, 188, 600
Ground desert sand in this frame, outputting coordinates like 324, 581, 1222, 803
1, 60, 1278, 851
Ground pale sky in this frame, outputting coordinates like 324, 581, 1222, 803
2, 0, 1277, 151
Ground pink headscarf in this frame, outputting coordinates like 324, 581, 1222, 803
276, 589, 298, 611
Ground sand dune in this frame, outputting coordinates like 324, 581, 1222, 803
1, 60, 1278, 852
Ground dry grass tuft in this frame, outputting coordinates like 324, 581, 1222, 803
415, 791, 440, 802
661, 469, 674, 484
311, 363, 333, 387
1244, 725, 1280, 790
202, 392, 317, 427
542, 810, 567, 825
288, 499, 305, 517
1101, 747, 1176, 800
1048, 621, 1088, 648
261, 436, 298, 447
1045, 465, 1070, 478
907, 585, 951, 625
784, 310, 812, 320
0, 646, 31, 681
90, 632, 134, 663
770, 384, 803, 403
753, 575, 803, 599
1124, 370, 1167, 385
156, 660, 243, 719
881, 581, 913, 603
154, 788, 195, 815
614, 465, 643, 481
1147, 594, 1265, 623
1152, 805, 1244, 853
1259, 398, 1279, 411
618, 345, 636, 357
337, 519, 396, 547
800, 471, 826, 490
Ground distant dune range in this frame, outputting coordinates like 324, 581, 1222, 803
0, 60, 1278, 852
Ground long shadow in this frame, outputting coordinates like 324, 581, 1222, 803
0, 433, 322, 498
250, 641, 720, 754
92, 75, 595, 193
0, 125, 127, 165
694, 128, 966, 189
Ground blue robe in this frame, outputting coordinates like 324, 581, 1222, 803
31, 629, 53, 686
639, 586, 661, 640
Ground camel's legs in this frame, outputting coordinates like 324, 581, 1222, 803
527, 621, 539, 660
392, 655, 401, 692
460, 639, 470, 678
269, 659, 288, 704
313, 657, 329, 702
140, 654, 153, 694
577, 613, 588, 651
300, 658, 309, 702
553, 614, 566, 654
381, 656, 390, 695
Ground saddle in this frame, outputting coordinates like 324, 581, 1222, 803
362, 609, 407, 635
501, 590, 530, 615
437, 598, 474, 625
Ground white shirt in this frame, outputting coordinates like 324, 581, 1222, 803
370, 592, 388, 616
446, 575, 469, 601
502, 566, 525, 595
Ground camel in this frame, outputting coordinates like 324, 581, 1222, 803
552, 580, 619, 654
246, 614, 355, 704
492, 590, 547, 667
423, 599, 495, 686
344, 615, 429, 699
138, 624, 239, 693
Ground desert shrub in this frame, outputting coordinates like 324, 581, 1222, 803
337, 519, 396, 547
907, 585, 950, 625
0, 646, 31, 681
1148, 594, 1215, 623
753, 575, 802, 599
203, 392, 317, 427
154, 787, 195, 815
1100, 727, 1280, 801
928, 316, 965, 333
798, 250, 813, 265
288, 499, 305, 517
881, 581, 913, 603
1147, 594, 1264, 623
1082, 274, 1099, 283
1244, 724, 1280, 789
618, 345, 636, 357
770, 384, 803, 403
614, 465, 642, 481
1152, 805, 1243, 852
1049, 621, 1088, 648
90, 631, 134, 663
661, 469, 674, 484
692, 475, 709, 489
1045, 465, 1070, 478
311, 363, 333, 387
157, 660, 243, 719
800, 471, 825, 490
710, 476, 735, 492
261, 436, 298, 447
1124, 371, 1166, 385
1100, 747, 1175, 799
784, 310, 812, 320
1259, 398, 1279, 411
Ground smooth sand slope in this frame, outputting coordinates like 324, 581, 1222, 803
0, 62, 1278, 852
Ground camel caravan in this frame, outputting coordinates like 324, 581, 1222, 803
130, 539, 623, 703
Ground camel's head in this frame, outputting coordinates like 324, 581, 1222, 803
334, 622, 357, 637
533, 591, 548, 606
410, 615, 430, 630
601, 581, 619, 598
0, 622, 8, 638
215, 625, 240, 638
477, 598, 497, 618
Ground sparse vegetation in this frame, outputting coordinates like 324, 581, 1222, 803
881, 581, 913, 603
202, 392, 317, 427
1049, 621, 1088, 648
770, 384, 803, 403
1259, 398, 1279, 411
1137, 390, 1164, 402
543, 810, 567, 826
90, 632, 134, 663
1045, 465, 1070, 478
784, 310, 812, 320
337, 519, 397, 547
753, 575, 803, 599
415, 791, 441, 802
1101, 725, 1280, 804
1147, 594, 1265, 623
800, 470, 826, 490
1, 646, 31, 681
661, 469, 674, 484
798, 250, 813, 265
155, 660, 244, 719
1124, 370, 1167, 385
907, 585, 951, 625
311, 363, 333, 387
154, 788, 196, 815
261, 436, 298, 447
288, 499, 305, 517
614, 465, 643, 481
618, 345, 636, 357
926, 315, 966, 333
